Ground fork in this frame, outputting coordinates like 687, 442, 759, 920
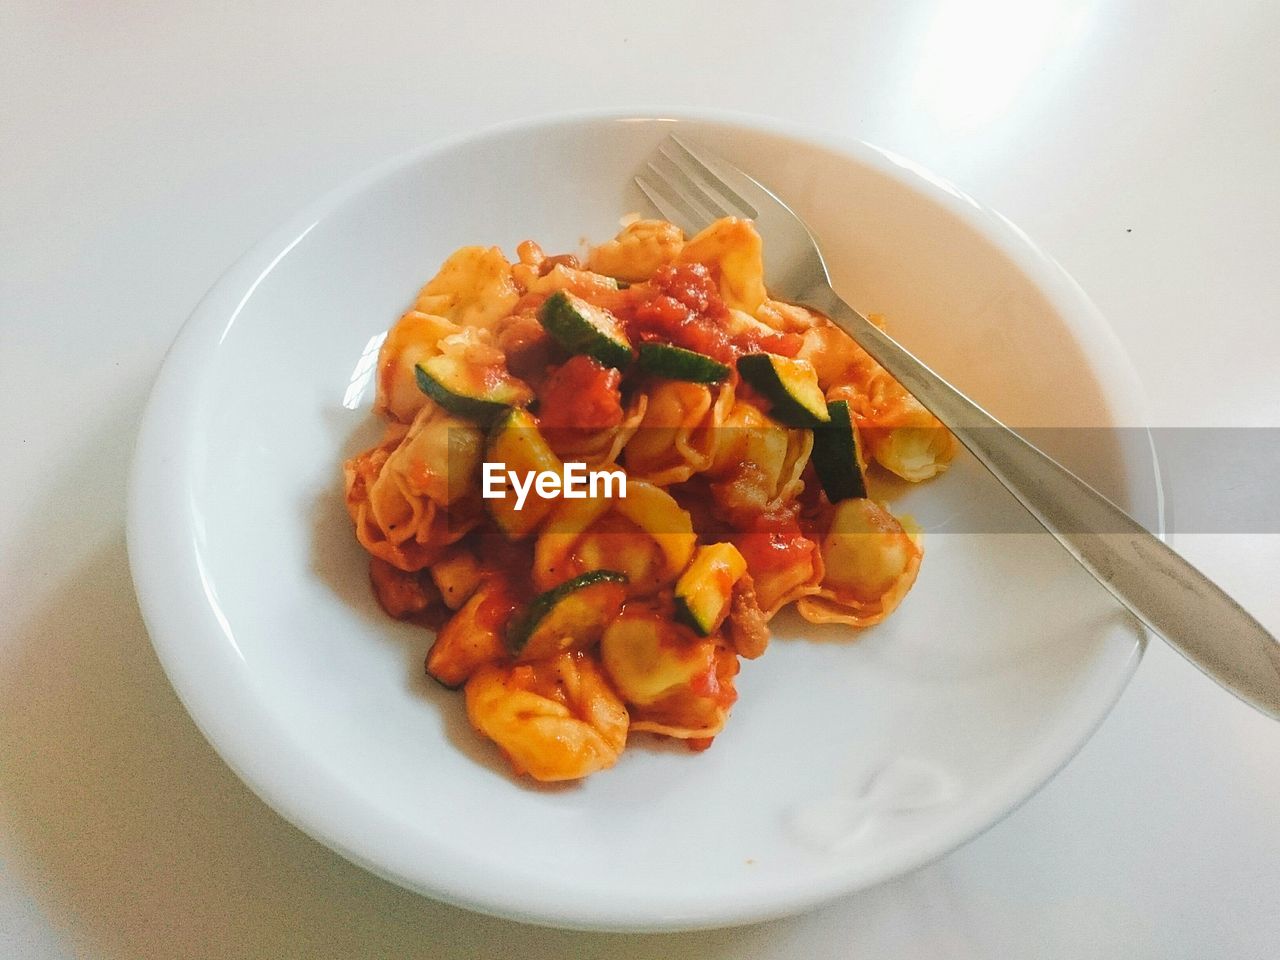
637, 134, 1280, 720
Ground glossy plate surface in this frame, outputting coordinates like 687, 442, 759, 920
127, 111, 1159, 931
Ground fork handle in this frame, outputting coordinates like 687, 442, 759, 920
807, 288, 1280, 719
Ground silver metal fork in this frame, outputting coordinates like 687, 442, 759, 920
637, 134, 1280, 720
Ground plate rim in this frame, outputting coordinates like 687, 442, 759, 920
126, 107, 1161, 931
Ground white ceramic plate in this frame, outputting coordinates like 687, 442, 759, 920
127, 111, 1160, 931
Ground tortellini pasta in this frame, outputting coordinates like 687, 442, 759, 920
755, 299, 821, 334
623, 381, 734, 485
345, 216, 952, 783
414, 246, 520, 329
533, 479, 696, 597
825, 324, 956, 483
343, 402, 483, 571
706, 398, 812, 524
679, 217, 767, 314
599, 603, 738, 741
796, 318, 865, 390
628, 644, 739, 742
527, 262, 626, 304
796, 499, 923, 626
375, 310, 462, 423
865, 420, 956, 483
600, 608, 718, 706
465, 653, 629, 781
586, 218, 685, 281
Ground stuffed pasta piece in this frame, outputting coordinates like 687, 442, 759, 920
704, 396, 813, 524
623, 380, 734, 486
342, 215, 955, 785
465, 653, 630, 781
375, 310, 461, 424
343, 401, 484, 571
797, 498, 923, 626
533, 479, 697, 597
678, 217, 767, 314
600, 605, 739, 745
414, 245, 521, 329
805, 316, 957, 483
586, 218, 685, 281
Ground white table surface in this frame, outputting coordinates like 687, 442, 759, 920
2, 1, 1277, 956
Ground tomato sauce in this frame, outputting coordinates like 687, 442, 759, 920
687, 661, 721, 699
737, 325, 803, 358
734, 511, 817, 574
475, 576, 521, 632
537, 355, 624, 431
616, 262, 803, 361
619, 263, 736, 362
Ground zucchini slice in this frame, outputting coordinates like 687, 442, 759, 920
414, 354, 532, 425
812, 399, 869, 502
673, 543, 748, 636
484, 408, 562, 540
538, 290, 633, 368
637, 342, 730, 383
735, 353, 830, 427
507, 569, 628, 661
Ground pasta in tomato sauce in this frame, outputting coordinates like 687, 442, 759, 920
342, 217, 953, 781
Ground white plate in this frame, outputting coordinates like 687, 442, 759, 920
127, 111, 1160, 931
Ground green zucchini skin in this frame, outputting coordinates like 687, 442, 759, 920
538, 290, 633, 369
735, 353, 831, 427
637, 342, 730, 383
812, 399, 868, 502
672, 543, 747, 636
414, 355, 529, 425
506, 569, 629, 660
672, 600, 705, 635
483, 407, 562, 540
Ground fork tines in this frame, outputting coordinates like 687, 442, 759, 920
635, 135, 759, 234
